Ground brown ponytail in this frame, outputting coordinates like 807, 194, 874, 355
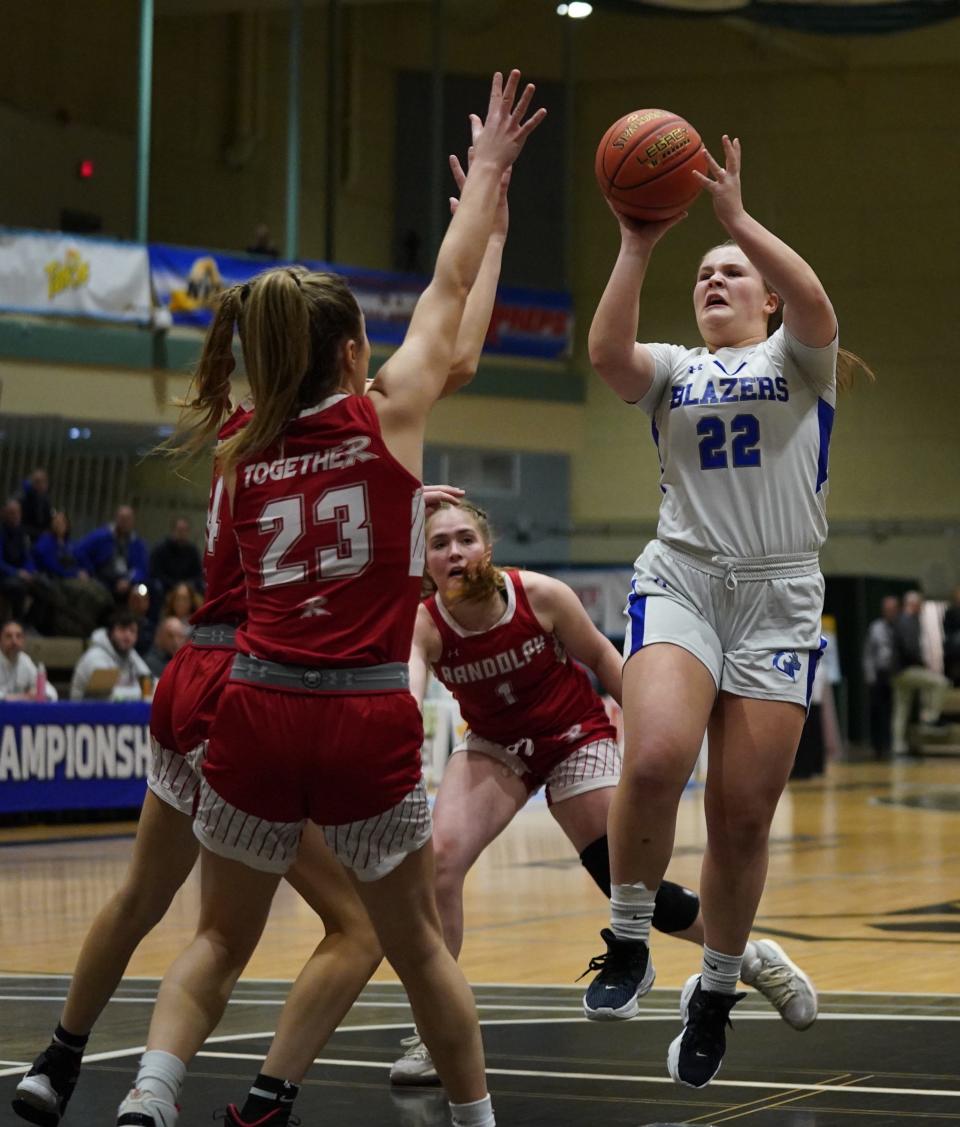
159, 284, 244, 464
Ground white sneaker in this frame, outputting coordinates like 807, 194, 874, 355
389, 1034, 441, 1087
740, 939, 818, 1030
116, 1088, 179, 1126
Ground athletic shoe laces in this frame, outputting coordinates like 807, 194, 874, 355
687, 989, 741, 1055
577, 932, 646, 984
398, 1034, 431, 1061
748, 961, 797, 1008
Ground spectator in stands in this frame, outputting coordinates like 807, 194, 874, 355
149, 517, 203, 595
1, 498, 49, 627
126, 582, 155, 656
18, 468, 53, 541
943, 585, 960, 687
76, 505, 149, 602
144, 615, 187, 679
891, 590, 951, 754
245, 222, 278, 257
32, 510, 113, 637
162, 581, 201, 633
0, 619, 58, 700
69, 609, 151, 700
863, 594, 900, 758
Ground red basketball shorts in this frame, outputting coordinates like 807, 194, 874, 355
202, 682, 424, 827
148, 643, 235, 813
150, 643, 234, 756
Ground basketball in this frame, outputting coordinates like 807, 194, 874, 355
595, 108, 708, 221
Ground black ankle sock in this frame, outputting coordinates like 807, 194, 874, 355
240, 1073, 300, 1121
53, 1023, 88, 1053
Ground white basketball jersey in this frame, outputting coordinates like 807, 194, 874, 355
636, 325, 838, 558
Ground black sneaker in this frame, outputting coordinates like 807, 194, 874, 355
667, 974, 746, 1087
12, 1043, 81, 1127
580, 928, 655, 1020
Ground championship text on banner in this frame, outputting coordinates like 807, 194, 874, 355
149, 243, 573, 361
0, 228, 153, 325
0, 701, 152, 813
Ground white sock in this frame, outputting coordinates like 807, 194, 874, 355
701, 945, 744, 995
133, 1050, 186, 1106
610, 881, 656, 943
450, 1093, 495, 1126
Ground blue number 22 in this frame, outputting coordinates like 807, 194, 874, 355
697, 414, 761, 470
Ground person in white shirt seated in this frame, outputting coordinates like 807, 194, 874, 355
0, 619, 58, 701
70, 610, 151, 701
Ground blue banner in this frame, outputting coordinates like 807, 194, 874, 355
148, 243, 572, 361
0, 701, 151, 813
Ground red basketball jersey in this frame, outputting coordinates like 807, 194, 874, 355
233, 394, 424, 668
425, 570, 615, 746
191, 404, 250, 628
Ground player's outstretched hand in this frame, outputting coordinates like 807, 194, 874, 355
692, 134, 746, 229
469, 70, 546, 173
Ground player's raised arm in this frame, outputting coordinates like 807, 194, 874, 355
693, 136, 836, 348
588, 204, 686, 404
371, 71, 544, 420
441, 152, 511, 398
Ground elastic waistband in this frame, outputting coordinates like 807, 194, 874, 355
230, 652, 410, 694
190, 624, 238, 648
660, 541, 819, 590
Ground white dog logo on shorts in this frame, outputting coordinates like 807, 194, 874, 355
772, 651, 802, 681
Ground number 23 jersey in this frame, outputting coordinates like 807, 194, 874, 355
424, 569, 615, 749
638, 324, 838, 559
233, 393, 424, 668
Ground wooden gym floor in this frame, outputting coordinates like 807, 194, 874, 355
1, 755, 959, 1124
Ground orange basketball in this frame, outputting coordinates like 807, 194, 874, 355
595, 109, 708, 221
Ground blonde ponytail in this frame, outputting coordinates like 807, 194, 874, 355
836, 348, 876, 391
216, 268, 363, 474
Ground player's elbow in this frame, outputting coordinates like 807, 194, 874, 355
588, 331, 631, 378
445, 354, 479, 392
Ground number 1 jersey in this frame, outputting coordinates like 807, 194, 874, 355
424, 569, 614, 747
233, 394, 425, 668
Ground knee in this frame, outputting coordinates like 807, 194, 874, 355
705, 801, 774, 858
619, 746, 692, 803
322, 906, 382, 968
196, 916, 264, 970
381, 922, 447, 978
110, 881, 174, 932
432, 840, 468, 901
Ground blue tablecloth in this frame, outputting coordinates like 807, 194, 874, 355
0, 701, 151, 813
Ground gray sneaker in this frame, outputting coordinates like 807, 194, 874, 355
389, 1034, 441, 1087
740, 939, 818, 1030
